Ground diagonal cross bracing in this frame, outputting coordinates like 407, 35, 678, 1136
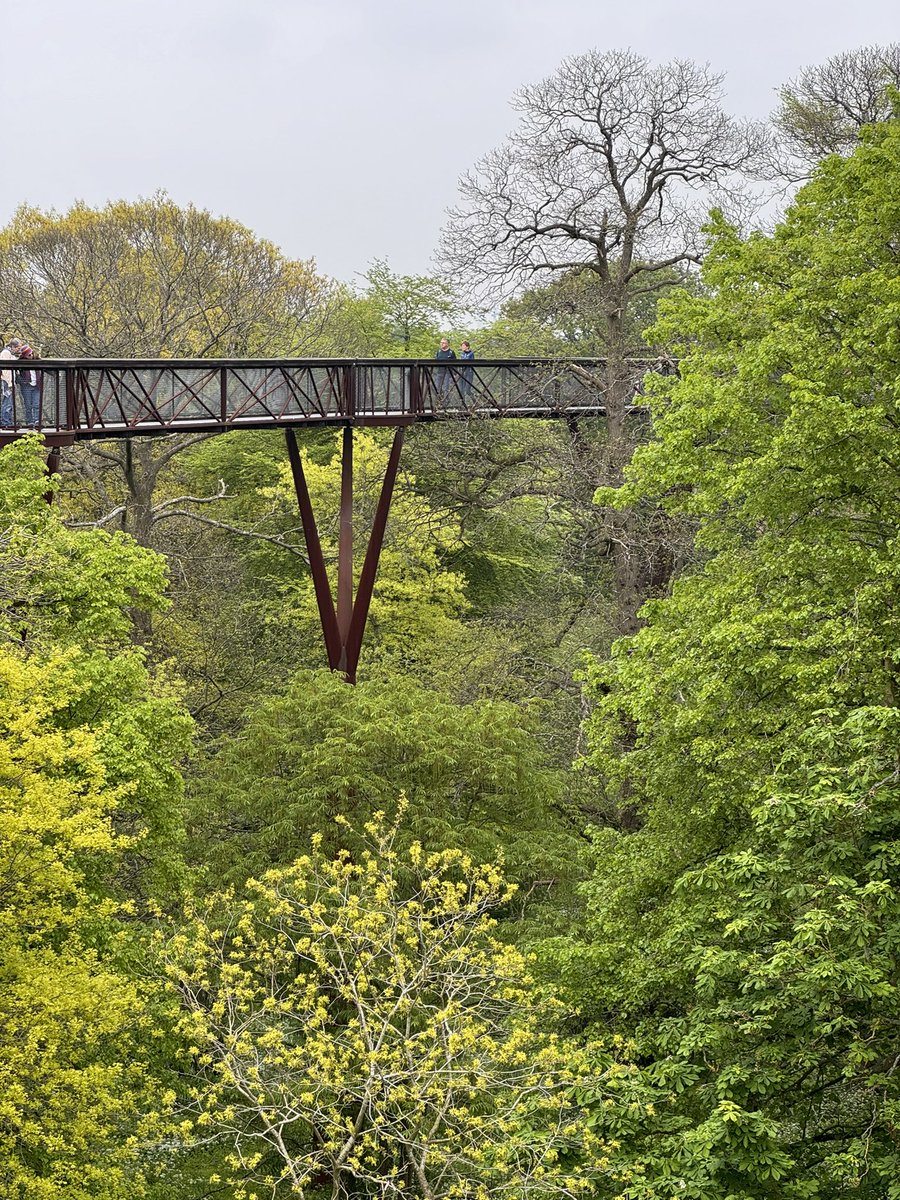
0, 357, 660, 441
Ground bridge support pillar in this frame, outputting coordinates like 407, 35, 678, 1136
44, 445, 62, 505
284, 424, 405, 684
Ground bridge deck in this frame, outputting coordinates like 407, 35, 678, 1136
0, 357, 656, 441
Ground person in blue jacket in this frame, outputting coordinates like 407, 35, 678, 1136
459, 340, 475, 399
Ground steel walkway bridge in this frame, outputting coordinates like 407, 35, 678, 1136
0, 357, 659, 680
0, 357, 656, 439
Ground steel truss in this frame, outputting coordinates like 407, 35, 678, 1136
0, 357, 662, 440
2, 355, 666, 680
285, 426, 404, 684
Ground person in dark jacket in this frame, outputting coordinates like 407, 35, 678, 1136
13, 344, 41, 427
434, 337, 456, 400
459, 340, 475, 399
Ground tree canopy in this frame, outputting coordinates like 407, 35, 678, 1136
559, 109, 900, 1198
0, 439, 193, 1196
5, 38, 900, 1200
164, 815, 599, 1200
774, 42, 900, 166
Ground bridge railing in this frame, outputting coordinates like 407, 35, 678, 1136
0, 358, 664, 437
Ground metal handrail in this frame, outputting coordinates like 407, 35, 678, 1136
0, 357, 665, 441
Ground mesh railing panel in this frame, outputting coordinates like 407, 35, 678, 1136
0, 359, 661, 437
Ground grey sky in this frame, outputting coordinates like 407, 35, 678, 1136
3, 0, 897, 283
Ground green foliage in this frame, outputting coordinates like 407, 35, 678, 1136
0, 438, 197, 1195
317, 259, 457, 356
0, 437, 168, 648
562, 115, 900, 1195
163, 813, 600, 1200
589, 115, 900, 825
190, 668, 582, 919
568, 709, 900, 1199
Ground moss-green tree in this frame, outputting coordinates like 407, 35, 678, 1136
189, 668, 583, 926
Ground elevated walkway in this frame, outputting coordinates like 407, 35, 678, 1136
1, 356, 665, 681
0, 357, 658, 441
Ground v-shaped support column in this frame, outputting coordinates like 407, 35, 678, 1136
284, 424, 405, 684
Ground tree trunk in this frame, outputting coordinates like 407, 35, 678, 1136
602, 308, 644, 634
121, 441, 161, 641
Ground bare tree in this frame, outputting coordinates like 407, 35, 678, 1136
442, 49, 772, 629
774, 43, 900, 169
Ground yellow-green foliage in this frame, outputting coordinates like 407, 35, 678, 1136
0, 437, 194, 1196
263, 430, 469, 672
0, 195, 329, 357
164, 813, 602, 1200
0, 436, 168, 648
0, 650, 174, 1198
565, 114, 900, 1195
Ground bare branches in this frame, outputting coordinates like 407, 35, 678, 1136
443, 49, 774, 304
774, 43, 900, 168
150, 511, 310, 562
440, 49, 763, 629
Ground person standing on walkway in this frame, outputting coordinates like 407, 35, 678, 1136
15, 343, 41, 427
459, 340, 475, 399
434, 337, 456, 400
0, 338, 22, 427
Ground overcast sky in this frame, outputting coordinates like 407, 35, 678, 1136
3, 0, 897, 283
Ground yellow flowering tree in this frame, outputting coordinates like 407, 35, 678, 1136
0, 436, 193, 1196
164, 816, 600, 1200
0, 645, 184, 1198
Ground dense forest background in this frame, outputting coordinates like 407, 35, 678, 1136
3, 41, 900, 1200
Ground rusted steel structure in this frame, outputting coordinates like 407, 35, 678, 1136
0, 357, 656, 439
0, 357, 658, 681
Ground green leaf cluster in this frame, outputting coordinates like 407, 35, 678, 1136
565, 115, 900, 1195
0, 439, 194, 1196
189, 668, 583, 924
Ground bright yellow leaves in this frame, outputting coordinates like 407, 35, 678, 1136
164, 814, 604, 1200
0, 647, 182, 1198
